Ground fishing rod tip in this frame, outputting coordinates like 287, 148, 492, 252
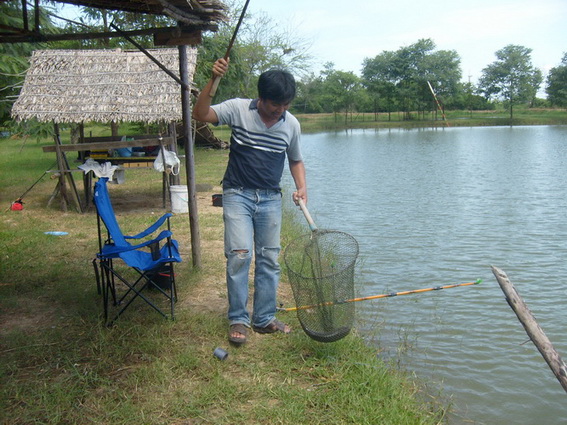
475, 278, 483, 284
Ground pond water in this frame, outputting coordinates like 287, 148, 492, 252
283, 125, 567, 424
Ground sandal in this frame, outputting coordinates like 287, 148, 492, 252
253, 319, 291, 334
228, 323, 248, 345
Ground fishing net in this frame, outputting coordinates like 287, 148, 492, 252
284, 230, 359, 342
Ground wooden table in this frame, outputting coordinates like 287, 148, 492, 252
42, 137, 176, 211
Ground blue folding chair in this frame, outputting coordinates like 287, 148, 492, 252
92, 177, 182, 325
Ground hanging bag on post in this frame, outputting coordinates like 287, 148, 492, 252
153, 149, 180, 175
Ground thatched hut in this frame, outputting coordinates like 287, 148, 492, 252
11, 48, 197, 124
11, 47, 200, 215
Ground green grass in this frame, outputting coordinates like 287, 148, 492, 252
0, 129, 445, 424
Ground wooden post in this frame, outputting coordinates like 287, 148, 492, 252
179, 44, 201, 268
53, 123, 69, 211
53, 123, 83, 213
492, 266, 567, 394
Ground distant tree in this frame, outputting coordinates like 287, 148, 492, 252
318, 63, 362, 122
362, 50, 399, 120
361, 39, 461, 120
294, 73, 325, 113
419, 48, 461, 116
444, 82, 493, 111
479, 45, 542, 120
546, 53, 567, 107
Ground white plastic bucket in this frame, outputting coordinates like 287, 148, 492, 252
170, 185, 188, 213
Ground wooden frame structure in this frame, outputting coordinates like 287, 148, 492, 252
4, 0, 228, 268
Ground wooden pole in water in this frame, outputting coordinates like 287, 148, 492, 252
427, 81, 449, 127
492, 266, 567, 394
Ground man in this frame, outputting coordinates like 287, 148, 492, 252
193, 58, 307, 345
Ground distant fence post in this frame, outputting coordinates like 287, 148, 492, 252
492, 266, 567, 394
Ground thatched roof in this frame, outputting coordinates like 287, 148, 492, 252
11, 48, 197, 124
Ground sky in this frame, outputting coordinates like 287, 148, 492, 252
56, 0, 566, 88
244, 0, 566, 85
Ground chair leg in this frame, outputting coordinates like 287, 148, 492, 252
97, 261, 177, 325
92, 258, 101, 295
112, 268, 170, 323
148, 263, 177, 321
98, 258, 120, 326
169, 263, 176, 320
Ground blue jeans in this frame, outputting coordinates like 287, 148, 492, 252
223, 187, 282, 328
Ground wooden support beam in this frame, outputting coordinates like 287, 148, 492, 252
179, 44, 201, 268
0, 25, 213, 44
42, 137, 173, 153
154, 28, 202, 46
54, 123, 83, 213
492, 266, 567, 394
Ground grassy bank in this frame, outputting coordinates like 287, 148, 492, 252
0, 133, 445, 424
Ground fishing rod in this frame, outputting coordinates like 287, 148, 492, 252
6, 161, 57, 211
427, 81, 449, 127
279, 279, 482, 312
209, 0, 251, 97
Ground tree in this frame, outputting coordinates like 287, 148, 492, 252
193, 1, 313, 102
479, 44, 542, 119
294, 73, 325, 113
445, 81, 493, 111
361, 39, 461, 120
362, 51, 399, 120
546, 53, 567, 107
319, 64, 362, 122
0, 1, 59, 125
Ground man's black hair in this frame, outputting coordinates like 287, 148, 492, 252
257, 69, 296, 103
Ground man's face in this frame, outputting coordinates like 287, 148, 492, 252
258, 98, 291, 121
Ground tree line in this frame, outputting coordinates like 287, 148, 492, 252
1, 0, 566, 127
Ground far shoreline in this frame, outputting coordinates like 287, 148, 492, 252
209, 108, 567, 138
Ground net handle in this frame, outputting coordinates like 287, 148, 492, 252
298, 199, 318, 232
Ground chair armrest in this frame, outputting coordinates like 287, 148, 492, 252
124, 213, 173, 240
102, 230, 172, 256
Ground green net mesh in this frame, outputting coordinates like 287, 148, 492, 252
284, 230, 359, 342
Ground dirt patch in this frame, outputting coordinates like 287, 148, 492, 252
0, 297, 59, 337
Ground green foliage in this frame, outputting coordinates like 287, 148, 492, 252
546, 52, 567, 107
479, 44, 543, 119
361, 39, 462, 118
320, 63, 363, 116
194, 1, 313, 102
444, 82, 493, 110
293, 73, 326, 113
0, 2, 59, 124
9, 118, 55, 142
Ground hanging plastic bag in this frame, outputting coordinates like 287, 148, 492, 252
79, 159, 119, 179
153, 149, 180, 175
